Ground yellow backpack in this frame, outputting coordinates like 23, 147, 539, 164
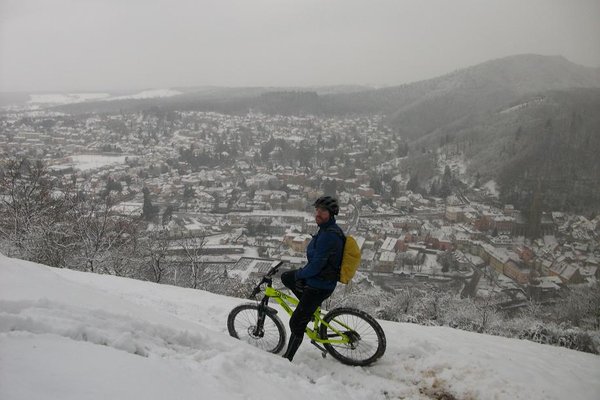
339, 235, 361, 284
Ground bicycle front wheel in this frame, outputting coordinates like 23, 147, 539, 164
320, 307, 386, 366
227, 303, 286, 354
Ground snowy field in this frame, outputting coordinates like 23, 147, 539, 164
26, 89, 181, 106
1, 254, 599, 400
28, 93, 111, 104
108, 89, 182, 100
66, 154, 130, 171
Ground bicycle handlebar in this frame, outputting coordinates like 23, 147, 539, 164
265, 261, 284, 277
248, 261, 284, 299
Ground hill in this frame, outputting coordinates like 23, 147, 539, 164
468, 88, 600, 212
48, 54, 600, 118
406, 86, 600, 212
1, 253, 599, 400
327, 55, 600, 212
381, 54, 600, 140
46, 85, 374, 115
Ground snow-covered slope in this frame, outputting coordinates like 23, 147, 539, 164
1, 254, 598, 400
22, 89, 182, 108
107, 89, 182, 100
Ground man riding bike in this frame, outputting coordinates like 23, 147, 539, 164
280, 196, 345, 361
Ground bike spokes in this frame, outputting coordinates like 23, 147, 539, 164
320, 308, 386, 366
228, 304, 286, 353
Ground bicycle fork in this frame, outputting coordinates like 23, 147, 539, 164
252, 298, 271, 338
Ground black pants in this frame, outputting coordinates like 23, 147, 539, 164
281, 270, 334, 336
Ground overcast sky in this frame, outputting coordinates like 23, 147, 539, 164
1, 0, 599, 93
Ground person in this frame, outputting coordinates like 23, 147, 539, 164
280, 196, 345, 361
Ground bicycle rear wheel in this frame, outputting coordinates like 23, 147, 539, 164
320, 307, 386, 366
227, 303, 286, 354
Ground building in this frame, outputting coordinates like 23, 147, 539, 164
380, 237, 398, 252
503, 260, 530, 284
290, 234, 312, 252
549, 262, 585, 284
376, 251, 396, 273
481, 243, 529, 284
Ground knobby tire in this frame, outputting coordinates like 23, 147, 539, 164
320, 307, 386, 366
227, 303, 286, 354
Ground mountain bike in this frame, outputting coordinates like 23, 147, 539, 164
227, 261, 386, 366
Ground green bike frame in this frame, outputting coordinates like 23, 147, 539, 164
263, 286, 351, 345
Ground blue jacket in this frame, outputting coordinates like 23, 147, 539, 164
295, 218, 344, 291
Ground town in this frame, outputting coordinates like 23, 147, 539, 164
1, 107, 599, 316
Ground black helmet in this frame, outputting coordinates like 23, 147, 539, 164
313, 196, 339, 216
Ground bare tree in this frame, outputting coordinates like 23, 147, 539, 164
104, 218, 143, 277
0, 159, 51, 245
0, 158, 76, 267
486, 265, 499, 286
557, 283, 600, 329
472, 275, 501, 333
177, 235, 207, 289
71, 194, 131, 273
473, 293, 500, 333
380, 287, 419, 321
418, 289, 451, 321
141, 226, 171, 283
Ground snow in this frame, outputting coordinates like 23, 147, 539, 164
483, 180, 500, 198
28, 93, 111, 104
108, 89, 182, 100
111, 201, 143, 215
1, 253, 599, 400
499, 97, 544, 114
243, 210, 313, 221
24, 90, 181, 107
183, 216, 207, 231
65, 154, 129, 171
437, 152, 468, 176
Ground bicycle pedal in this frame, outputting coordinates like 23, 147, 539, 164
310, 340, 328, 359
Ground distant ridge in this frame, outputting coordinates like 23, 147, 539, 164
329, 54, 600, 139
46, 54, 600, 120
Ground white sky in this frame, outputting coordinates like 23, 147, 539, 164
1, 0, 599, 92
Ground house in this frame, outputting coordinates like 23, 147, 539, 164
481, 243, 527, 284
503, 260, 530, 284
353, 236, 366, 250
354, 169, 370, 184
361, 248, 376, 270
445, 206, 464, 222
426, 228, 454, 251
375, 251, 396, 273
503, 204, 515, 216
380, 237, 398, 252
245, 173, 280, 189
528, 276, 563, 300
290, 234, 312, 252
549, 262, 585, 284
491, 215, 515, 233
357, 185, 375, 198
396, 196, 411, 209
579, 266, 599, 280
